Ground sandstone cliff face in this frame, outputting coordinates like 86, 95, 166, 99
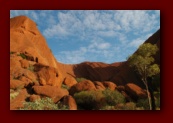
10, 16, 57, 68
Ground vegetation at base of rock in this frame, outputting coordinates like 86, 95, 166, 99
10, 91, 19, 100
61, 84, 70, 90
136, 98, 150, 110
74, 90, 105, 110
74, 89, 125, 110
152, 75, 160, 91
76, 77, 87, 83
27, 64, 35, 71
10, 51, 15, 54
101, 102, 136, 110
20, 97, 68, 110
154, 92, 160, 108
18, 53, 27, 59
103, 89, 125, 106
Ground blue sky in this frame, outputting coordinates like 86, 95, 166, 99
10, 10, 160, 64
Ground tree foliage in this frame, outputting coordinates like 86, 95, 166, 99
128, 43, 160, 82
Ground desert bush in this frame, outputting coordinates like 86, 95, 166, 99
100, 105, 115, 110
136, 98, 150, 110
115, 102, 136, 110
20, 97, 68, 110
10, 51, 15, 55
74, 89, 126, 110
10, 91, 19, 100
102, 89, 125, 106
74, 90, 106, 110
27, 64, 35, 71
18, 53, 27, 59
76, 78, 87, 83
61, 84, 70, 90
152, 74, 160, 91
154, 92, 160, 108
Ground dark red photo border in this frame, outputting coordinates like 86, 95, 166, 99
0, 0, 172, 123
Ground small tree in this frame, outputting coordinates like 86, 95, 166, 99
128, 43, 160, 110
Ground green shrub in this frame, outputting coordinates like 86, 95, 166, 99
27, 64, 35, 71
152, 74, 160, 91
61, 84, 70, 90
74, 90, 106, 110
116, 102, 136, 110
10, 51, 15, 55
76, 78, 86, 83
20, 97, 68, 110
18, 53, 27, 59
102, 89, 125, 106
100, 105, 115, 110
74, 89, 126, 110
154, 92, 160, 108
10, 91, 19, 100
136, 98, 150, 110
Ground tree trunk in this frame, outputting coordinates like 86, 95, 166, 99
144, 81, 152, 110
147, 78, 156, 110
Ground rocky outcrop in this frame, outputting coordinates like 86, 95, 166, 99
62, 95, 77, 110
63, 76, 77, 87
10, 80, 27, 89
10, 16, 57, 68
93, 81, 106, 90
29, 94, 41, 102
125, 83, 147, 100
32, 85, 69, 103
102, 81, 117, 91
37, 66, 63, 87
10, 89, 28, 110
69, 80, 96, 95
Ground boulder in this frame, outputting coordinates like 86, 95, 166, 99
63, 76, 77, 87
93, 81, 105, 90
32, 85, 69, 103
10, 89, 28, 110
117, 86, 125, 92
10, 67, 37, 83
29, 94, 41, 102
10, 56, 22, 73
62, 95, 77, 110
10, 80, 26, 89
102, 81, 117, 91
20, 59, 29, 69
37, 66, 63, 87
125, 83, 147, 100
69, 80, 96, 95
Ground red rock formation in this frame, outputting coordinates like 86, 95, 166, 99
10, 16, 58, 68
125, 83, 147, 100
69, 80, 96, 95
63, 76, 77, 87
32, 85, 69, 103
62, 95, 77, 110
10, 89, 28, 110
29, 94, 41, 102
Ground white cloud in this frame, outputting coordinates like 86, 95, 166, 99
129, 33, 153, 48
129, 38, 144, 48
88, 38, 111, 50
43, 24, 69, 37
30, 11, 38, 20
114, 10, 160, 33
